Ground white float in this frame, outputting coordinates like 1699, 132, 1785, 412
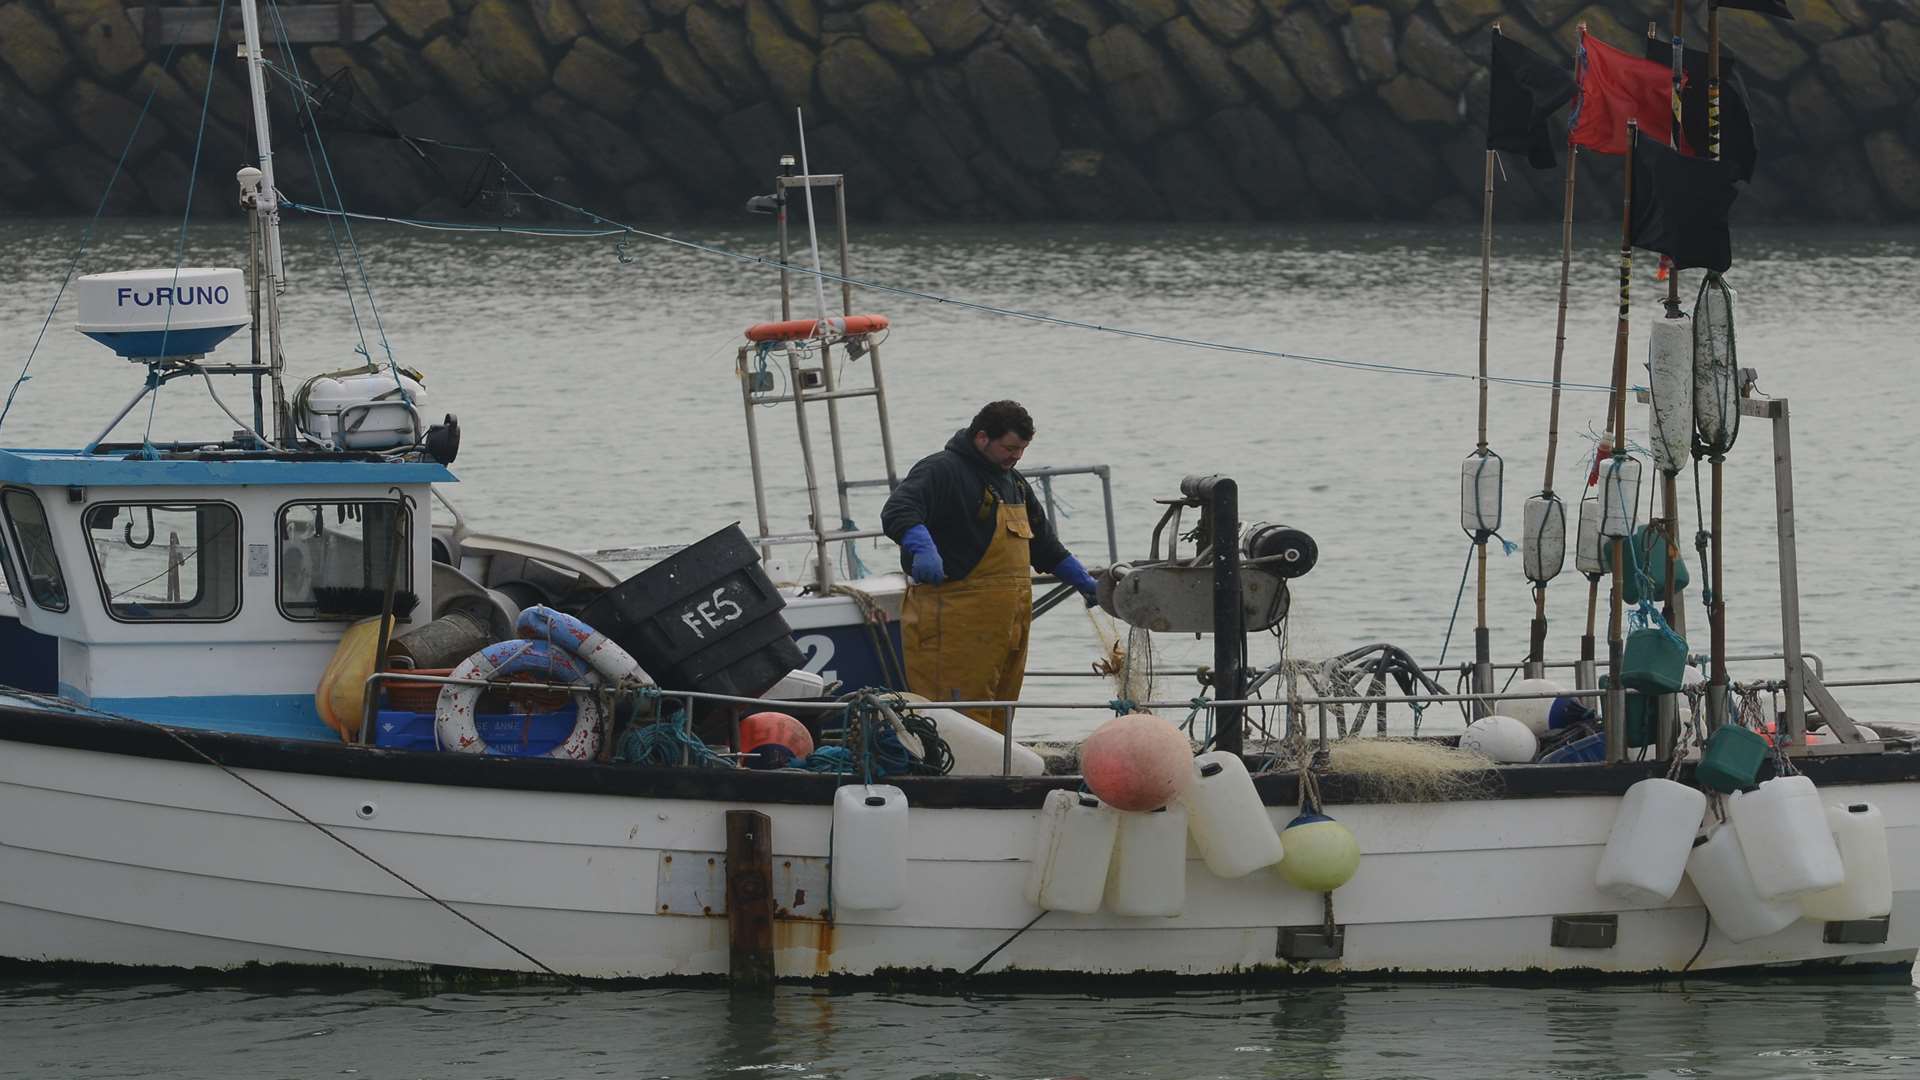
831, 784, 909, 912
1728, 776, 1846, 901
1104, 805, 1189, 917
1799, 803, 1893, 922
1595, 778, 1707, 903
1182, 751, 1284, 878
1025, 790, 1118, 914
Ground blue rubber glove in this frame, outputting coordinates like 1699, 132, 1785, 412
901, 524, 945, 584
1053, 554, 1099, 606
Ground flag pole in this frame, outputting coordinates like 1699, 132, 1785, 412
1663, 6, 1685, 317
1704, 0, 1731, 729
1604, 121, 1639, 764
1657, 1, 1691, 759
1531, 142, 1579, 681
1472, 52, 1496, 713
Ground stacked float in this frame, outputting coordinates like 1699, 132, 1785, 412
1592, 735, 1891, 944
1021, 713, 1359, 919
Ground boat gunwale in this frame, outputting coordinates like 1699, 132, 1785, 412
6, 700, 1920, 809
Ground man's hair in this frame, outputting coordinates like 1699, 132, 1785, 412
969, 400, 1034, 441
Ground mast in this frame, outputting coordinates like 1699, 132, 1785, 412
1529, 22, 1584, 680
238, 0, 290, 446
1470, 125, 1495, 713
1602, 122, 1639, 763
1704, 1, 1730, 729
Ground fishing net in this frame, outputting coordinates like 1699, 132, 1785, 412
1318, 738, 1500, 804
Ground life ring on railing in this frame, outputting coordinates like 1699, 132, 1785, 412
743, 314, 889, 343
515, 605, 649, 684
435, 638, 602, 759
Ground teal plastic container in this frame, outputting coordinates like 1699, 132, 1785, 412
1599, 675, 1660, 748
1617, 525, 1692, 605
1621, 626, 1688, 694
1697, 724, 1768, 793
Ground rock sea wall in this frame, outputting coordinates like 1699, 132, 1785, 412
1, 0, 1917, 222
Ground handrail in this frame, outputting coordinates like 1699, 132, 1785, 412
358, 668, 1904, 778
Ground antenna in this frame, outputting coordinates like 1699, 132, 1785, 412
794, 109, 832, 334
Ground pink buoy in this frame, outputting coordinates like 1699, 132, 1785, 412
1080, 712, 1194, 812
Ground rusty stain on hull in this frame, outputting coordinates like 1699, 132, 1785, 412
772, 917, 835, 977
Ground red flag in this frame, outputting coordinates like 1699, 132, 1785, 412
1568, 31, 1682, 155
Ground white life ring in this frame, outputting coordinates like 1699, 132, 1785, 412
515, 605, 649, 684
435, 638, 602, 759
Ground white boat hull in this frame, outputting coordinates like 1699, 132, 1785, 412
3, 736, 1914, 981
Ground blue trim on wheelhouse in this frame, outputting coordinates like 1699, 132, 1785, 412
0, 448, 455, 487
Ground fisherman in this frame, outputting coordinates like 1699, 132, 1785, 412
881, 400, 1099, 731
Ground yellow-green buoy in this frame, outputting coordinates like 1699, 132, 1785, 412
1275, 812, 1360, 892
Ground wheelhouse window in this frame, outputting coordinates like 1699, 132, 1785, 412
278, 500, 412, 621
84, 502, 241, 622
2, 489, 67, 612
0, 521, 20, 605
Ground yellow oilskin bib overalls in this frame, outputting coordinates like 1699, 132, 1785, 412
901, 500, 1033, 733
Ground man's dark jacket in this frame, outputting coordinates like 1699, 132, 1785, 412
881, 429, 1070, 581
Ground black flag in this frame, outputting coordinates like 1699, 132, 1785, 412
1710, 0, 1794, 19
1642, 38, 1759, 183
1631, 135, 1738, 273
1487, 32, 1576, 169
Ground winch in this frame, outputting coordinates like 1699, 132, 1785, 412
1094, 474, 1316, 634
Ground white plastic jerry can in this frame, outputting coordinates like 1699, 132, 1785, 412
1727, 776, 1846, 902
830, 784, 908, 912
1181, 751, 1284, 879
1104, 804, 1189, 917
1686, 824, 1802, 943
1800, 803, 1894, 922
1595, 778, 1709, 904
1024, 789, 1119, 914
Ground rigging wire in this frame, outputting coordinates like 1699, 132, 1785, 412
262, 0, 411, 405
0, 37, 184, 435
276, 198, 1624, 398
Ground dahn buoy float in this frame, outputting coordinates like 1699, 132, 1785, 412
1275, 813, 1360, 892
1504, 679, 1565, 737
740, 711, 813, 769
1081, 712, 1194, 812
1459, 715, 1537, 763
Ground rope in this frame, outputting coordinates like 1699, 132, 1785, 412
274, 199, 1628, 398
1434, 543, 1476, 671
613, 703, 727, 768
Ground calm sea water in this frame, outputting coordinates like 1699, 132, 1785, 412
4, 974, 1920, 1079
2, 217, 1918, 1069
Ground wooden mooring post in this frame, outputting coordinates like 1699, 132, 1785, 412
725, 810, 775, 993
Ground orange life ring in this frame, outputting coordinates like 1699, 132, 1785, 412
744, 314, 889, 342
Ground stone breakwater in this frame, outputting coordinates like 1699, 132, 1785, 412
1, 0, 1917, 222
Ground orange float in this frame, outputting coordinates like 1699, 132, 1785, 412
744, 314, 889, 342
1081, 712, 1194, 812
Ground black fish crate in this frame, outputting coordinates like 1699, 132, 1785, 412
580, 523, 804, 703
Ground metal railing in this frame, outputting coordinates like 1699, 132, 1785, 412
362, 665, 1901, 780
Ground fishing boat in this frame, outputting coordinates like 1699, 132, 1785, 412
1, 0, 1915, 985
